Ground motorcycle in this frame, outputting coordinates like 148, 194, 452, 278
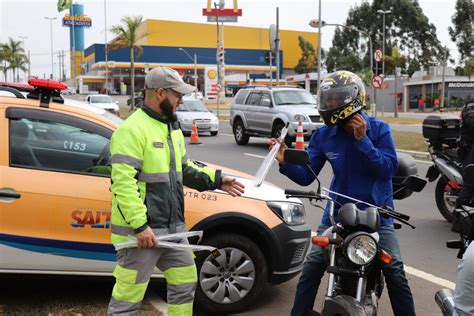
423, 115, 463, 222
435, 164, 474, 316
283, 149, 427, 316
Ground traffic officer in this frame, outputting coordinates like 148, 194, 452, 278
107, 66, 245, 315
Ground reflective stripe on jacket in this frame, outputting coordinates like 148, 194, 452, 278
110, 106, 221, 242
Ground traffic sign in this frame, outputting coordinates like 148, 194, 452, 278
374, 48, 383, 63
372, 75, 383, 88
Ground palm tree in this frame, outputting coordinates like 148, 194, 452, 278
2, 38, 28, 82
109, 16, 147, 110
9, 54, 29, 82
0, 43, 7, 81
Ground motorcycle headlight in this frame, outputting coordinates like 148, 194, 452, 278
293, 114, 307, 122
267, 201, 306, 225
345, 234, 377, 265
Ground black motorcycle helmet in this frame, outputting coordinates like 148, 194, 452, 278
317, 71, 366, 126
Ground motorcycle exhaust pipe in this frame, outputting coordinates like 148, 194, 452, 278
434, 158, 464, 185
435, 289, 455, 316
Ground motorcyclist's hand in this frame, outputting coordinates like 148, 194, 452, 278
269, 138, 287, 165
136, 226, 158, 249
221, 176, 245, 197
347, 114, 367, 141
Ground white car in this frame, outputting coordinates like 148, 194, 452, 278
185, 91, 204, 100
85, 94, 120, 115
177, 97, 219, 136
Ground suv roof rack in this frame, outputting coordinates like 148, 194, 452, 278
242, 84, 303, 90
0, 86, 26, 99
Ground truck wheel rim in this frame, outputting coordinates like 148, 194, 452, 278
199, 247, 255, 304
235, 126, 243, 140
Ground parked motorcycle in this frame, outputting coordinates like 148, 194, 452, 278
435, 164, 474, 316
423, 115, 463, 222
283, 149, 427, 316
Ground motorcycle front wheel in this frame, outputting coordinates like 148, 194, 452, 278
435, 177, 460, 222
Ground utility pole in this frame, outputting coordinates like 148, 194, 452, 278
440, 46, 447, 110
316, 0, 322, 87
58, 51, 62, 81
19, 36, 28, 81
104, 0, 109, 94
269, 51, 273, 85
44, 17, 57, 80
63, 50, 66, 81
275, 7, 280, 86
214, 1, 225, 117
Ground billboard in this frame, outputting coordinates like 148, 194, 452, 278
62, 14, 92, 27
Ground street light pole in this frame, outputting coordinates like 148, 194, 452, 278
425, 31, 448, 111
316, 0, 322, 88
179, 48, 198, 90
377, 9, 391, 78
309, 21, 374, 115
44, 17, 57, 80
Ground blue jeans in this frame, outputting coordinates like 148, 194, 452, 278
290, 224, 416, 316
454, 242, 474, 316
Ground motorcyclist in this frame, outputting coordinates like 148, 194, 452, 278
456, 99, 474, 208
270, 70, 415, 316
452, 100, 474, 315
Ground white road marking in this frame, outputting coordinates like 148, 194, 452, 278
244, 153, 266, 159
310, 230, 456, 290
221, 133, 233, 137
404, 265, 456, 290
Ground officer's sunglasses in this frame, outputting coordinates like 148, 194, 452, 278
162, 88, 184, 100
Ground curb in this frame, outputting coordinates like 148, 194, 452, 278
389, 122, 422, 125
396, 149, 430, 160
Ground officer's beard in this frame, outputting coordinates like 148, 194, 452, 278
160, 98, 177, 122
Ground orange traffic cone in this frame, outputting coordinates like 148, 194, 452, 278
189, 120, 201, 145
295, 121, 305, 150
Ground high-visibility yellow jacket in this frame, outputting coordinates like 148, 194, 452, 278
109, 105, 221, 243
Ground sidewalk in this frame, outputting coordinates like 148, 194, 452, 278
380, 110, 461, 120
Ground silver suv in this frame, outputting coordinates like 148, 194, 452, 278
230, 86, 324, 145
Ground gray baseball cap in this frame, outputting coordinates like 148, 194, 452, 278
145, 66, 195, 95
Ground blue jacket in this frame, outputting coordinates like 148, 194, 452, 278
280, 112, 398, 227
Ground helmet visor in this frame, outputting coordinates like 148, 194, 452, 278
318, 85, 359, 112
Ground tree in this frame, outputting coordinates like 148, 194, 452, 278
295, 36, 317, 74
326, 0, 443, 76
109, 16, 147, 110
0, 43, 7, 81
448, 0, 474, 63
2, 38, 28, 82
384, 48, 406, 75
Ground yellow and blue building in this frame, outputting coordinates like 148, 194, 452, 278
78, 19, 318, 93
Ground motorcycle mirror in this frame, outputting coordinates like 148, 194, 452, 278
284, 149, 310, 165
464, 164, 474, 185
401, 175, 427, 193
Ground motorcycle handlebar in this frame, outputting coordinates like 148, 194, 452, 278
284, 189, 317, 197
388, 210, 410, 221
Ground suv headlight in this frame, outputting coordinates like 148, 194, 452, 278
293, 114, 307, 122
345, 233, 377, 265
267, 201, 306, 225
179, 117, 191, 123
